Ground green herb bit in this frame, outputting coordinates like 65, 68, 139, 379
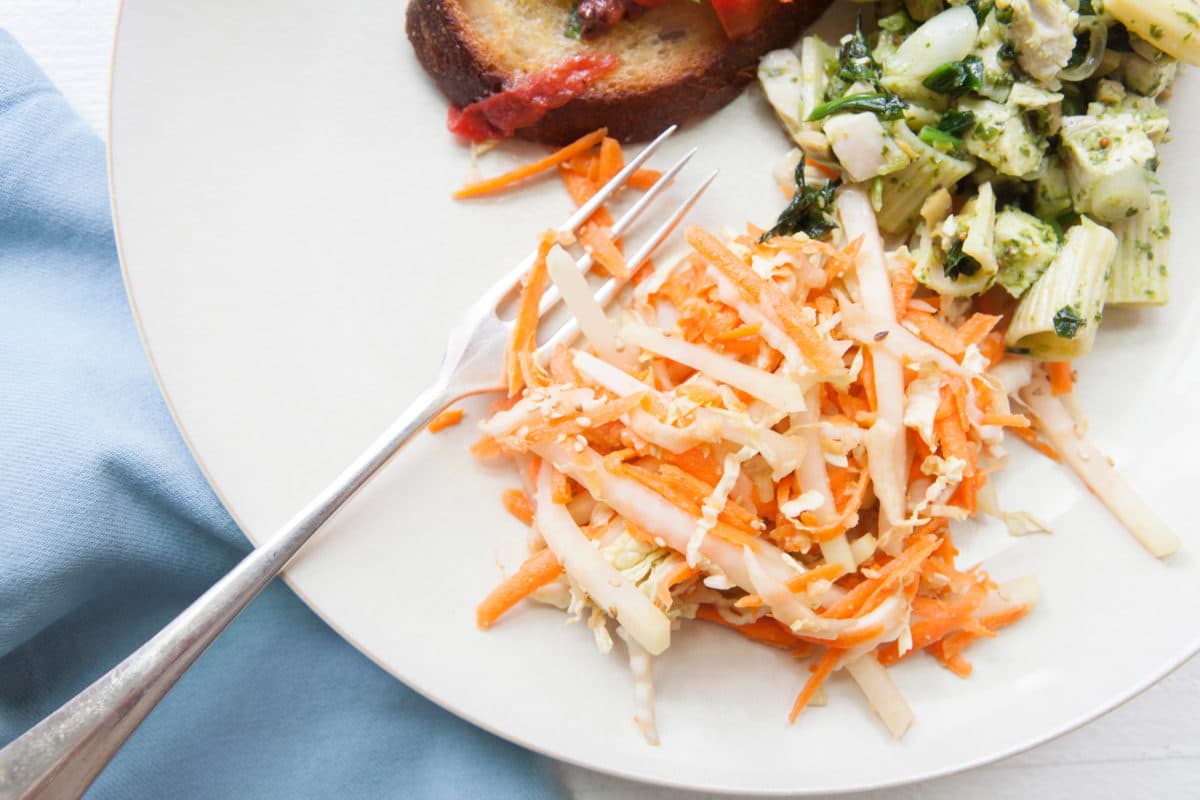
1044, 212, 1084, 245
944, 238, 982, 280
809, 92, 908, 121
565, 2, 584, 39
760, 157, 841, 242
1053, 305, 1086, 338
919, 125, 964, 153
878, 11, 913, 32
836, 13, 882, 86
968, 0, 995, 24
995, 4, 1014, 23
922, 56, 985, 96
936, 108, 977, 136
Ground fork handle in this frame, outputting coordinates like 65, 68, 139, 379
0, 381, 454, 800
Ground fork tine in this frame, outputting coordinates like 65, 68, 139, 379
477, 127, 678, 312
609, 147, 697, 239
559, 125, 678, 234
536, 147, 697, 317
536, 169, 719, 359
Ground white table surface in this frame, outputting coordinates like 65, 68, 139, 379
6, 3, 1198, 798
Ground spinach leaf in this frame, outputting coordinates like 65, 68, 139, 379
967, 0, 994, 24
836, 14, 882, 86
919, 125, 964, 152
1053, 305, 1086, 338
808, 92, 907, 121
943, 238, 982, 280
760, 157, 840, 242
922, 56, 985, 95
935, 108, 976, 137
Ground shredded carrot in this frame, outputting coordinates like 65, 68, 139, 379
562, 153, 596, 175
889, 262, 916, 316
785, 563, 846, 593
516, 394, 644, 446
929, 640, 974, 677
805, 466, 871, 543
596, 137, 624, 184
526, 457, 541, 488
977, 331, 1006, 367
659, 446, 723, 487
695, 605, 807, 652
905, 310, 966, 356
560, 166, 596, 204
687, 227, 844, 376
454, 128, 608, 198
935, 388, 972, 472
813, 294, 838, 319
631, 258, 656, 286
956, 313, 1002, 347
656, 562, 697, 609
506, 233, 556, 397
551, 467, 572, 504
476, 549, 563, 629
579, 221, 628, 279
860, 347, 877, 412
1011, 425, 1062, 462
1047, 361, 1074, 396
713, 322, 763, 341
501, 488, 535, 526
824, 533, 941, 619
609, 461, 761, 548
932, 602, 1032, 675
628, 168, 663, 190
980, 413, 1032, 428
734, 566, 849, 609
428, 408, 464, 433
808, 160, 841, 181
559, 167, 615, 227
816, 623, 885, 649
789, 648, 842, 723
470, 435, 503, 460
877, 583, 990, 665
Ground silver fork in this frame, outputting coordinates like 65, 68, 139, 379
0, 126, 715, 800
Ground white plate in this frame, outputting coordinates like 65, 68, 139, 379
109, 0, 1200, 794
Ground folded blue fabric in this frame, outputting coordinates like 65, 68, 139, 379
0, 30, 563, 799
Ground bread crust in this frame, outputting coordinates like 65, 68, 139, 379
406, 0, 829, 143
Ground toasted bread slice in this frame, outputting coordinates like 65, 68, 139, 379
406, 0, 831, 144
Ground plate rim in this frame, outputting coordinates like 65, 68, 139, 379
103, 1, 1200, 793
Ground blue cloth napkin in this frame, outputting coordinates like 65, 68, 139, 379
0, 31, 564, 799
